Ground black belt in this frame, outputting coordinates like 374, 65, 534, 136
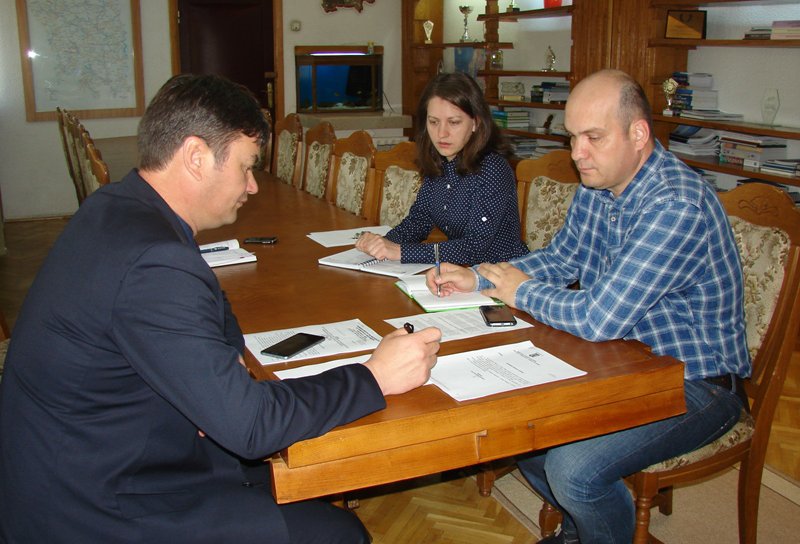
703, 374, 750, 412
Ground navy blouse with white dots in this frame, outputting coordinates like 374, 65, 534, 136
385, 152, 528, 265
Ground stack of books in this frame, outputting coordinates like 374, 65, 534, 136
771, 20, 800, 40
509, 136, 539, 159
719, 132, 788, 168
492, 109, 530, 129
745, 26, 772, 40
760, 159, 800, 178
668, 125, 720, 156
670, 72, 719, 113
679, 110, 745, 122
529, 81, 570, 104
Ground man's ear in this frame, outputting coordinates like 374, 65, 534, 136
181, 136, 210, 181
630, 119, 650, 151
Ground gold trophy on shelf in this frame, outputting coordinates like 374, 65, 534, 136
662, 77, 679, 116
423, 20, 434, 44
459, 5, 473, 42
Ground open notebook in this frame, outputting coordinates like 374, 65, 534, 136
395, 274, 500, 312
318, 248, 432, 278
199, 239, 256, 268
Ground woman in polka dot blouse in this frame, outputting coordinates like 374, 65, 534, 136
355, 72, 529, 266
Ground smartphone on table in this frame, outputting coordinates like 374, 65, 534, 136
260, 332, 325, 359
479, 305, 517, 327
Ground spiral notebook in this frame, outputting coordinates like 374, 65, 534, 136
318, 248, 432, 278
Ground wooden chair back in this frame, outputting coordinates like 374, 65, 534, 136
367, 141, 422, 226
271, 113, 303, 188
259, 108, 273, 172
61, 109, 87, 204
325, 130, 376, 218
86, 140, 111, 189
57, 107, 80, 202
301, 121, 336, 198
622, 183, 800, 544
515, 149, 580, 251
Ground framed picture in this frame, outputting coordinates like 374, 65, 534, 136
665, 9, 707, 40
15, 0, 145, 122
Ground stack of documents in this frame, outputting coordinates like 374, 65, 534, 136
199, 239, 256, 268
307, 226, 392, 248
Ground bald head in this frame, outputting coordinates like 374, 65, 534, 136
564, 70, 655, 197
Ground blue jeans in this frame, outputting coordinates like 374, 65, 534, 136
517, 379, 744, 544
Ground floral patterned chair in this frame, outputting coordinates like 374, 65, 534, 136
325, 130, 376, 218
515, 149, 580, 251
617, 182, 800, 544
368, 141, 422, 227
271, 113, 303, 188
301, 121, 336, 198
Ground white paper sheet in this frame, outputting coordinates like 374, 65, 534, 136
244, 319, 382, 366
385, 308, 533, 342
307, 226, 392, 247
428, 341, 586, 401
274, 354, 370, 380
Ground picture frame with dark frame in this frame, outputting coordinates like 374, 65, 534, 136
15, 0, 145, 122
665, 9, 707, 40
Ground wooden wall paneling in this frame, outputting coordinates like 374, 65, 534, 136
402, 0, 443, 139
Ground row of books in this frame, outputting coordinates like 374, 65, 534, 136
669, 72, 719, 112
760, 159, 800, 178
744, 20, 800, 40
509, 137, 567, 160
668, 125, 720, 156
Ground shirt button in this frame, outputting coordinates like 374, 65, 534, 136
443, 205, 447, 211
447, 184, 451, 189
610, 216, 617, 222
481, 217, 487, 222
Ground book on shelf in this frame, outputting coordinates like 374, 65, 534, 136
760, 158, 800, 178
318, 248, 432, 278
199, 239, 256, 268
499, 94, 527, 102
671, 72, 713, 89
394, 274, 500, 312
771, 20, 800, 39
668, 127, 720, 156
678, 110, 745, 121
745, 26, 772, 39
720, 131, 788, 148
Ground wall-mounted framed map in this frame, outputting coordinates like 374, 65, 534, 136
15, 0, 145, 122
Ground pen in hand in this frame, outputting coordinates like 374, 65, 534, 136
434, 243, 441, 297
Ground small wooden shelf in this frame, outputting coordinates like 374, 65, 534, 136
477, 6, 574, 22
488, 99, 566, 110
650, 38, 800, 48
653, 114, 800, 140
478, 70, 571, 78
412, 42, 514, 49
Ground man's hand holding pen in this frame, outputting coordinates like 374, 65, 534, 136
364, 325, 441, 396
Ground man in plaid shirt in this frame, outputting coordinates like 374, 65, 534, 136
430, 69, 750, 544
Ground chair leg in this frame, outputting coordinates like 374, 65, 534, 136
632, 471, 663, 544
538, 501, 562, 538
738, 456, 764, 544
477, 465, 497, 497
654, 486, 673, 516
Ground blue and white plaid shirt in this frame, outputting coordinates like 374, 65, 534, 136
477, 141, 751, 380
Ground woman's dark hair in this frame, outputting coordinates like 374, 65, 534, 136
138, 74, 271, 171
415, 72, 512, 177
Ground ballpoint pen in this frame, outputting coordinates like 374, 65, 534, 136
200, 246, 228, 254
434, 243, 441, 297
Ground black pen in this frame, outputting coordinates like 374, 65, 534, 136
200, 246, 228, 254
434, 243, 441, 297
403, 322, 414, 334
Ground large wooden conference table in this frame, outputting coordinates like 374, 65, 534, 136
197, 173, 686, 504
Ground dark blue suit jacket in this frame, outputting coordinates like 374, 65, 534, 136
0, 171, 385, 543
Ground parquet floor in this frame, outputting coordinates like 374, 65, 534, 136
0, 218, 538, 543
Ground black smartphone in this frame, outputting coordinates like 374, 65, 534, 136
260, 332, 325, 359
479, 305, 517, 327
244, 237, 278, 245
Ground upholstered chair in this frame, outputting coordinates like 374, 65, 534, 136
271, 113, 303, 188
301, 121, 336, 198
369, 141, 422, 226
326, 130, 376, 218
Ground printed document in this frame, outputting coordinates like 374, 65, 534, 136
429, 341, 586, 401
244, 319, 382, 366
307, 226, 392, 247
385, 308, 532, 342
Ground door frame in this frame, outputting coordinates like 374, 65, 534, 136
167, 0, 285, 119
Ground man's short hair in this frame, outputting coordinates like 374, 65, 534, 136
137, 74, 270, 171
613, 71, 653, 135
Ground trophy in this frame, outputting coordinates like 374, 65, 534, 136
423, 20, 434, 44
662, 77, 679, 116
459, 5, 473, 42
544, 46, 556, 71
507, 0, 520, 12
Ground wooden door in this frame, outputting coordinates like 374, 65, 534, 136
177, 0, 278, 120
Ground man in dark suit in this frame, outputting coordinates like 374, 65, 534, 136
0, 74, 440, 543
